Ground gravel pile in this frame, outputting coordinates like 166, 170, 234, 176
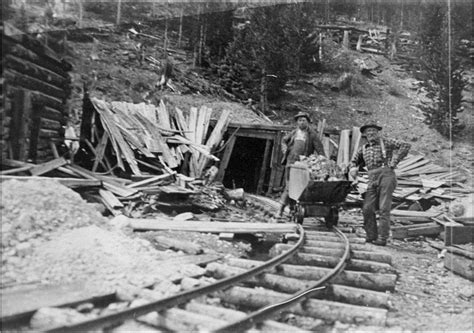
3, 225, 204, 292
1, 179, 107, 255
1, 179, 204, 291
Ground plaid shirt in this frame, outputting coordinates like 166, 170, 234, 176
351, 137, 410, 170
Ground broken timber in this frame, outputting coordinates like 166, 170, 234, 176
130, 218, 296, 233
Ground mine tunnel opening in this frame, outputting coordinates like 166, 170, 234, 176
223, 136, 273, 194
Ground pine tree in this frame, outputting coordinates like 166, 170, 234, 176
417, 4, 467, 137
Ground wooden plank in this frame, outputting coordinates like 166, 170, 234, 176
0, 175, 101, 188
92, 131, 109, 173
93, 99, 141, 175
397, 159, 431, 173
336, 129, 351, 166
397, 155, 425, 170
99, 189, 124, 208
197, 109, 231, 176
257, 139, 272, 194
157, 100, 172, 130
322, 136, 331, 158
216, 135, 236, 183
391, 209, 443, 218
194, 106, 211, 145
444, 225, 474, 246
127, 172, 176, 188
446, 246, 474, 260
444, 252, 474, 281
350, 127, 361, 160
173, 107, 189, 137
317, 119, 326, 140
188, 107, 198, 143
0, 165, 33, 175
29, 157, 67, 176
66, 164, 138, 197
400, 166, 451, 177
90, 100, 124, 171
131, 219, 297, 233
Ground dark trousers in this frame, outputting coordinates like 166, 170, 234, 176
363, 167, 397, 241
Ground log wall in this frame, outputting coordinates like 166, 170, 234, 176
1, 23, 72, 163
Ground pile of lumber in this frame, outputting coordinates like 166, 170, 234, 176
0, 158, 209, 217
84, 98, 231, 178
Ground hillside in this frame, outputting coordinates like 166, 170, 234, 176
63, 26, 473, 183
4, 2, 473, 181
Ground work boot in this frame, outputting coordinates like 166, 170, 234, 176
372, 238, 387, 246
365, 237, 376, 243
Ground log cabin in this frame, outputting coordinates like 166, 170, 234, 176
1, 22, 72, 163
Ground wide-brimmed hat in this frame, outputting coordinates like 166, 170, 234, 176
360, 123, 382, 133
294, 112, 311, 123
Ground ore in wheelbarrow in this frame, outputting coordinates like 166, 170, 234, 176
288, 164, 352, 228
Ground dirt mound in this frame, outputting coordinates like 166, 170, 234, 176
2, 225, 203, 292
1, 179, 107, 252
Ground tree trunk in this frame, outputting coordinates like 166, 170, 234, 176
164, 18, 168, 53
260, 67, 267, 114
116, 0, 121, 26
78, 0, 83, 29
178, 8, 184, 48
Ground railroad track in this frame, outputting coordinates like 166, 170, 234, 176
2, 198, 397, 332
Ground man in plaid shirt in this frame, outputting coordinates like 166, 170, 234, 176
349, 123, 411, 246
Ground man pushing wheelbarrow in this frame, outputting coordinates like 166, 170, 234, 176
278, 112, 324, 217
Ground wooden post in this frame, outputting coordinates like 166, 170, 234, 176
356, 34, 363, 51
216, 135, 236, 182
266, 131, 282, 196
256, 139, 272, 194
342, 30, 350, 49
78, 0, 83, 29
178, 8, 184, 48
116, 0, 122, 26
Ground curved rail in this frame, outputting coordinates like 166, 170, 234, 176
212, 226, 351, 333
44, 225, 306, 332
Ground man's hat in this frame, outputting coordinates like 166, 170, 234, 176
294, 112, 311, 123
360, 123, 382, 133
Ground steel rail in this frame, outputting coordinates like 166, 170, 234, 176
212, 226, 351, 333
43, 224, 305, 332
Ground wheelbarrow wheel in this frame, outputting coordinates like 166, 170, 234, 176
295, 205, 305, 225
325, 207, 339, 228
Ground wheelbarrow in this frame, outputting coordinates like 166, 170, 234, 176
288, 164, 352, 228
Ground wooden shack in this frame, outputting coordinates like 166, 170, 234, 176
1, 22, 72, 163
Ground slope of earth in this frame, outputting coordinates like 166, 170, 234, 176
65, 29, 473, 185
274, 53, 473, 183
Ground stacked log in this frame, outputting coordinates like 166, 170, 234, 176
2, 22, 72, 163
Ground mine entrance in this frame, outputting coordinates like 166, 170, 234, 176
223, 136, 273, 193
